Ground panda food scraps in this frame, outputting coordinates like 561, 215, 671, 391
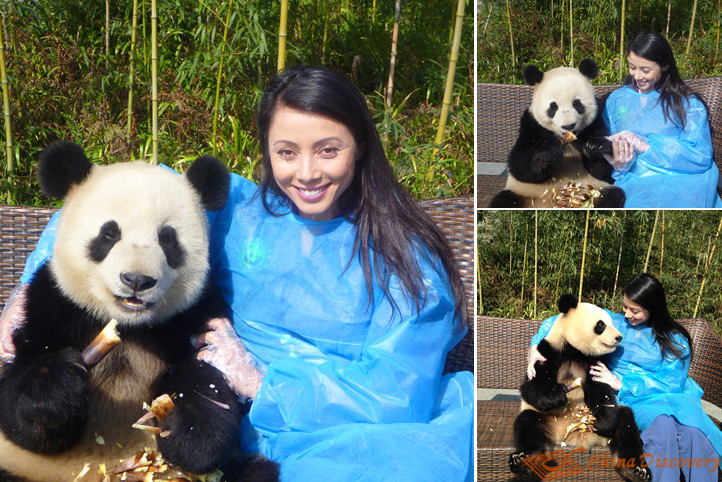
132, 394, 176, 437
563, 404, 598, 440
561, 131, 577, 144
552, 181, 601, 208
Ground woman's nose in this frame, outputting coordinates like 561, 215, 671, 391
297, 156, 320, 182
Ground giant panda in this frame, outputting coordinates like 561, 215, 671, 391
509, 294, 650, 482
0, 142, 279, 481
489, 59, 624, 208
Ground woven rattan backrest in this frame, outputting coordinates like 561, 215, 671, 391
476, 76, 722, 171
477, 315, 722, 408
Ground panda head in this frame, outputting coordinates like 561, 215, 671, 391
555, 293, 622, 356
524, 59, 599, 138
38, 142, 230, 326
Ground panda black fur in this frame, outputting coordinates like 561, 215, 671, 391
490, 59, 624, 208
509, 294, 650, 482
0, 142, 278, 481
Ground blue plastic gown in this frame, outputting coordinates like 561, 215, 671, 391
21, 173, 474, 481
603, 85, 722, 208
532, 312, 722, 456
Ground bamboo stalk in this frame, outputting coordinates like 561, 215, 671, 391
127, 0, 139, 139
151, 0, 158, 164
686, 0, 699, 55
277, 0, 288, 71
568, 0, 573, 65
665, 0, 671, 39
321, 0, 330, 64
212, 0, 235, 155
522, 221, 528, 309
659, 211, 665, 274
534, 211, 538, 319
619, 0, 626, 82
105, 0, 110, 70
716, 0, 721, 65
0, 13, 13, 198
386, 0, 401, 112
433, 0, 466, 152
694, 215, 722, 317
578, 210, 590, 299
643, 210, 659, 273
505, 0, 515, 68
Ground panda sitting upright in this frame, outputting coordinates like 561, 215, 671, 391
0, 142, 278, 481
490, 59, 624, 208
509, 294, 650, 482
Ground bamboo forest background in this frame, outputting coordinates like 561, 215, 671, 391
0, 0, 473, 206
477, 210, 722, 335
478, 0, 722, 84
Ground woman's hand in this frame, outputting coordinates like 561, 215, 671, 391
589, 361, 622, 391
604, 131, 649, 171
0, 284, 28, 362
192, 317, 263, 401
526, 345, 546, 379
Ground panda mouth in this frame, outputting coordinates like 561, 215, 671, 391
118, 295, 153, 311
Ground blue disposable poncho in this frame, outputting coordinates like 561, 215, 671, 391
603, 85, 722, 208
532, 312, 722, 456
20, 173, 474, 481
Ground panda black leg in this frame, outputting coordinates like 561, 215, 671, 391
509, 409, 553, 474
608, 406, 651, 482
594, 186, 626, 208
489, 189, 526, 208
218, 453, 280, 482
0, 347, 90, 454
152, 359, 244, 475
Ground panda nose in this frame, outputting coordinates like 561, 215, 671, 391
562, 123, 576, 132
121, 272, 157, 292
616, 335, 623, 343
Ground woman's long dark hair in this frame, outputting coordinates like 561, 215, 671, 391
625, 31, 708, 129
623, 273, 692, 361
256, 65, 466, 329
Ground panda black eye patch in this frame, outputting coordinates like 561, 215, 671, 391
546, 102, 558, 118
159, 226, 185, 269
88, 221, 121, 262
573, 99, 585, 114
594, 320, 606, 335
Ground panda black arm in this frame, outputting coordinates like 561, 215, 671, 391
152, 358, 244, 474
582, 374, 621, 437
519, 341, 568, 411
507, 110, 564, 183
0, 265, 93, 454
579, 97, 616, 183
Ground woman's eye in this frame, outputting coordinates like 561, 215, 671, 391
277, 149, 296, 159
319, 146, 339, 157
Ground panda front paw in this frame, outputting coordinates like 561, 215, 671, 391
509, 452, 530, 474
0, 348, 90, 454
618, 463, 652, 482
583, 137, 613, 157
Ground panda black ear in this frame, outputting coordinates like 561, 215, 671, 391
579, 59, 599, 80
522, 65, 544, 86
38, 141, 92, 200
558, 293, 578, 314
185, 155, 230, 212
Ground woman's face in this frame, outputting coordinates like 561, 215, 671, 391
622, 294, 650, 326
268, 105, 358, 221
628, 51, 667, 94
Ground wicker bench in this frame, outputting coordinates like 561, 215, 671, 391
476, 315, 722, 481
0, 197, 475, 375
476, 76, 722, 208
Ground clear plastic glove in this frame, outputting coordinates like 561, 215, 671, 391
192, 317, 263, 401
0, 284, 28, 362
614, 130, 650, 154
589, 361, 622, 391
603, 131, 649, 172
526, 345, 547, 379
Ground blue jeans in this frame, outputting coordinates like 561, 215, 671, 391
641, 414, 719, 482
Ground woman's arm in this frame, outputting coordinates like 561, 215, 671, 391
637, 97, 714, 174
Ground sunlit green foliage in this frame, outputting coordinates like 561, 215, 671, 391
477, 210, 722, 335
0, 0, 473, 205
478, 0, 722, 84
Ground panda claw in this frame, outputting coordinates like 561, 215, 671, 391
509, 452, 529, 474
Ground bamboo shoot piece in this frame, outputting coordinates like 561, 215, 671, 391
81, 319, 120, 366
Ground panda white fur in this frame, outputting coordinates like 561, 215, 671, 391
0, 142, 278, 481
490, 59, 625, 208
509, 294, 650, 482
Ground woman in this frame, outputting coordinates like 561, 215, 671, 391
528, 274, 722, 482
602, 31, 722, 208
1, 66, 474, 480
